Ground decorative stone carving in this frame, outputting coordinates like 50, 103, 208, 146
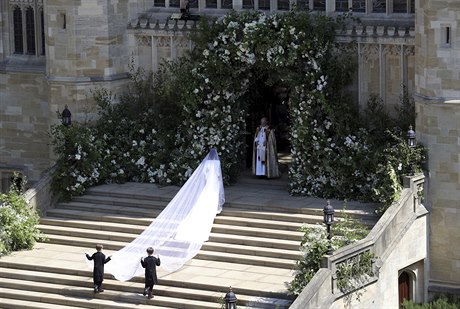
404, 45, 415, 56
136, 35, 152, 47
360, 44, 379, 64
383, 44, 401, 57
157, 36, 171, 48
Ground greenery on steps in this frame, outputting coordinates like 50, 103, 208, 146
402, 296, 460, 309
288, 208, 371, 296
0, 174, 46, 256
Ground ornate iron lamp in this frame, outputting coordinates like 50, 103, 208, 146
407, 125, 416, 148
62, 105, 72, 126
323, 200, 335, 255
224, 286, 237, 309
407, 126, 416, 175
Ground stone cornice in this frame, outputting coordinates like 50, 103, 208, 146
47, 73, 130, 83
414, 92, 460, 105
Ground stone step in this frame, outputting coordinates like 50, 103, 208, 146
80, 189, 321, 216
46, 208, 153, 225
0, 268, 291, 308
0, 298, 88, 309
0, 284, 211, 309
39, 234, 296, 269
39, 218, 302, 250
56, 201, 161, 217
0, 258, 291, 299
51, 202, 317, 231
84, 183, 378, 221
42, 209, 305, 241
73, 194, 167, 209
38, 224, 301, 260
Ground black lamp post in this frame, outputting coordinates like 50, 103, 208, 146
407, 126, 416, 175
224, 286, 237, 309
323, 200, 335, 255
62, 105, 72, 126
407, 125, 416, 148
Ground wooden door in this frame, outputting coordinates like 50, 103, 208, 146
399, 271, 410, 306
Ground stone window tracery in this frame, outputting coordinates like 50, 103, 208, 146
25, 6, 35, 54
352, 0, 366, 12
313, 0, 326, 11
336, 0, 349, 12
13, 5, 23, 54
277, 0, 290, 10
8, 0, 45, 57
372, 0, 386, 13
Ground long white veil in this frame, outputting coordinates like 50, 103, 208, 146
103, 149, 225, 281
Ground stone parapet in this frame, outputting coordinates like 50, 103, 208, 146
291, 174, 429, 308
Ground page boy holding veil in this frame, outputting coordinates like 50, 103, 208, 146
141, 247, 161, 299
85, 244, 111, 293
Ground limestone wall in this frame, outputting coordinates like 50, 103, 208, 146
0, 71, 52, 182
0, 0, 9, 61
416, 101, 460, 293
415, 0, 460, 100
414, 0, 460, 295
45, 0, 130, 79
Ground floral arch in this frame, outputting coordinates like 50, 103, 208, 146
51, 10, 424, 209
166, 11, 357, 195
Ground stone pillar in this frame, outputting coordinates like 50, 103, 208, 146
414, 0, 460, 298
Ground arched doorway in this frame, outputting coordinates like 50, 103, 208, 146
244, 78, 291, 170
398, 271, 411, 306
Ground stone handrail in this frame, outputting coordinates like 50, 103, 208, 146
23, 166, 57, 214
290, 174, 425, 308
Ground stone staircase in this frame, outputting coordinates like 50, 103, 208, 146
0, 178, 378, 309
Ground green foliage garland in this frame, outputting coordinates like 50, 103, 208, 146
288, 209, 371, 296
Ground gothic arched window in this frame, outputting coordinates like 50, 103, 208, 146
13, 6, 23, 54
25, 6, 36, 55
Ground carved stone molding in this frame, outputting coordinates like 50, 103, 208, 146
156, 36, 171, 48
404, 45, 415, 56
360, 44, 379, 64
383, 44, 401, 57
136, 35, 152, 47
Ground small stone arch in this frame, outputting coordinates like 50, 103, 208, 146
398, 268, 417, 305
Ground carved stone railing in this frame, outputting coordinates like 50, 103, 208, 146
290, 174, 426, 308
23, 166, 56, 214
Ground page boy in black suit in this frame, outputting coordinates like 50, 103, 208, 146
86, 244, 111, 293
141, 247, 161, 299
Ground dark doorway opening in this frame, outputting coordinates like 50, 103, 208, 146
244, 78, 290, 170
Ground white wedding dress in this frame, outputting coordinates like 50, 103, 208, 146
101, 149, 225, 281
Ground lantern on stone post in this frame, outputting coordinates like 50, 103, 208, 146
406, 126, 416, 175
224, 286, 237, 309
407, 125, 416, 148
323, 200, 335, 255
62, 105, 72, 126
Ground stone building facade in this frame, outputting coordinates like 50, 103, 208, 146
0, 0, 458, 302
414, 0, 460, 297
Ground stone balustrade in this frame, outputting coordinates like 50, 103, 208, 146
23, 166, 57, 214
290, 174, 427, 308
